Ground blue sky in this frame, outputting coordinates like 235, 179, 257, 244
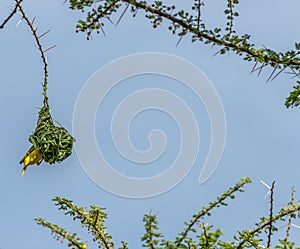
1, 1, 300, 248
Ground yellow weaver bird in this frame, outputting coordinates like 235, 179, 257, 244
19, 146, 44, 175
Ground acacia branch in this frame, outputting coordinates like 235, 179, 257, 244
53, 197, 113, 249
175, 178, 251, 248
15, 0, 49, 107
283, 187, 295, 246
267, 181, 275, 248
236, 204, 300, 249
0, 0, 23, 29
35, 218, 87, 249
125, 0, 299, 66
201, 223, 210, 249
71, 0, 300, 76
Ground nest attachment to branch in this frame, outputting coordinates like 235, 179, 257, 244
29, 106, 75, 164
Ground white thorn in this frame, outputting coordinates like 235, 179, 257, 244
264, 190, 271, 199
260, 180, 271, 199
260, 180, 271, 189
16, 18, 22, 27
257, 244, 266, 248
291, 223, 300, 229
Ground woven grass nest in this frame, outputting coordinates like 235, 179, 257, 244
29, 106, 75, 164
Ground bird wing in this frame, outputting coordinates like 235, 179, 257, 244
19, 146, 35, 164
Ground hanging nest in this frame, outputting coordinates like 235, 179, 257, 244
28, 106, 75, 164
17, 2, 75, 174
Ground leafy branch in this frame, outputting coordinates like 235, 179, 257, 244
35, 218, 88, 249
282, 187, 295, 248
141, 212, 162, 249
236, 181, 300, 249
68, 0, 300, 108
51, 197, 114, 249
36, 178, 300, 249
175, 177, 251, 248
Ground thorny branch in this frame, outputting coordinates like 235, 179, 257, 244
0, 0, 23, 29
283, 187, 295, 245
236, 204, 300, 249
15, 0, 54, 107
267, 181, 275, 248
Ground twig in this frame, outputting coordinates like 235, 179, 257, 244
196, 0, 201, 31
84, 0, 118, 38
267, 181, 275, 248
225, 0, 236, 36
15, 0, 50, 108
93, 210, 100, 227
35, 218, 87, 249
283, 187, 295, 247
0, 0, 23, 29
201, 223, 210, 249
